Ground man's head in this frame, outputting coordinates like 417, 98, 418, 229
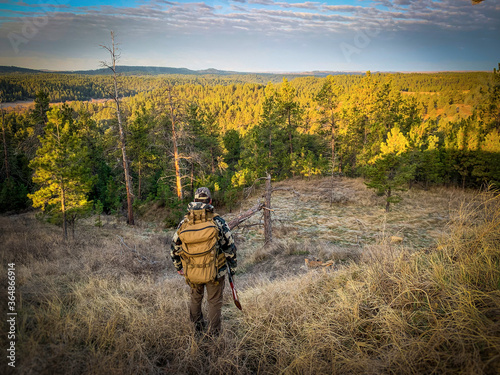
194, 187, 212, 204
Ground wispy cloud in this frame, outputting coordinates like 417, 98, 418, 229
0, 0, 497, 71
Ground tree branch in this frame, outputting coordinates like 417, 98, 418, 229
227, 201, 265, 230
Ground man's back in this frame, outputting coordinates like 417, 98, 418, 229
169, 187, 237, 334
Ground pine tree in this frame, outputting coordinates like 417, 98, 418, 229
365, 128, 416, 211
128, 106, 156, 201
277, 78, 302, 156
241, 84, 290, 179
315, 75, 339, 176
223, 129, 241, 171
28, 107, 93, 240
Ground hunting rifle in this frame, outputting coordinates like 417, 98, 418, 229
224, 201, 265, 311
223, 201, 266, 311
226, 262, 242, 310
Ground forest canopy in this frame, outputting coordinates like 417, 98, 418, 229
1, 66, 499, 225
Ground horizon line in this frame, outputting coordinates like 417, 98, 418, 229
0, 65, 493, 75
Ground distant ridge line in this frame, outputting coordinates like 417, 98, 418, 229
0, 65, 366, 77
0, 65, 490, 76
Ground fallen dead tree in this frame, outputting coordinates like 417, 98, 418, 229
227, 201, 265, 230
228, 174, 300, 245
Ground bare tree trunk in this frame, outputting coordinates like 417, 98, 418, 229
115, 67, 134, 225
1, 105, 9, 180
102, 31, 134, 225
167, 86, 183, 200
264, 173, 273, 245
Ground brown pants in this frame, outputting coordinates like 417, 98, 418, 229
189, 276, 225, 333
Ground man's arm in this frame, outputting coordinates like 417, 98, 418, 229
170, 223, 184, 274
215, 216, 237, 273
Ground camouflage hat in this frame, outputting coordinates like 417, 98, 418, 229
194, 187, 211, 200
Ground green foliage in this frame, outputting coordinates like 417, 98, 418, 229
162, 197, 186, 228
104, 176, 123, 214
94, 200, 104, 227
28, 106, 93, 236
291, 148, 327, 179
32, 91, 49, 126
365, 140, 416, 211
223, 129, 241, 171
184, 103, 223, 177
1, 66, 499, 217
0, 178, 29, 212
127, 105, 157, 200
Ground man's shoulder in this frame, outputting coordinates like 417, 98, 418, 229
213, 214, 227, 225
175, 217, 187, 231
213, 215, 233, 235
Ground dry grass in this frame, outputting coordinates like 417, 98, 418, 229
229, 177, 472, 251
0, 184, 499, 374
234, 190, 500, 374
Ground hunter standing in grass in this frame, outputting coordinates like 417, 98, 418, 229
170, 187, 237, 335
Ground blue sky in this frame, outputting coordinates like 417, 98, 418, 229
0, 0, 498, 72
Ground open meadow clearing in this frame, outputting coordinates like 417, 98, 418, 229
1, 177, 499, 374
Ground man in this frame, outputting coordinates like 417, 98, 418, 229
170, 187, 237, 335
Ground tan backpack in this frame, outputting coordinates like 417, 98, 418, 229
177, 209, 225, 285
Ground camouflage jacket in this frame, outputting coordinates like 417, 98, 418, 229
170, 202, 237, 278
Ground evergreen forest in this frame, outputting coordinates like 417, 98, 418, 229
1, 66, 499, 232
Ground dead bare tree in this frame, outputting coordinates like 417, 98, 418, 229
100, 31, 135, 225
226, 174, 300, 247
227, 202, 265, 230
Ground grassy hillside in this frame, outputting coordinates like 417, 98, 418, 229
1, 178, 499, 374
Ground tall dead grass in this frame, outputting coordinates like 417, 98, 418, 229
237, 191, 500, 374
1, 191, 499, 374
